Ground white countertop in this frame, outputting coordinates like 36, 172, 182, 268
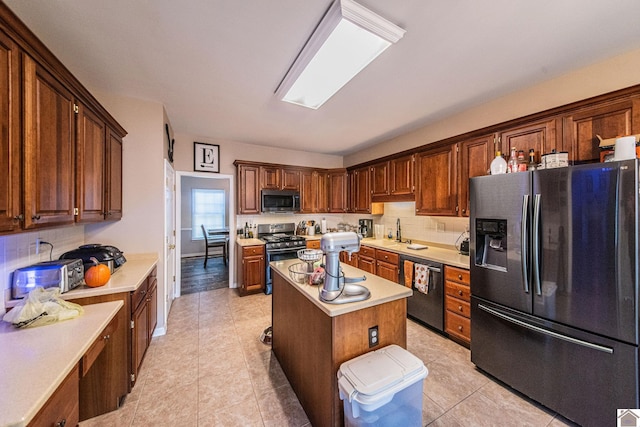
0, 300, 123, 427
6, 254, 158, 308
235, 237, 264, 247
271, 258, 412, 317
360, 238, 470, 269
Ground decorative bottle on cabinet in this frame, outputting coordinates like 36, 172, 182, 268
490, 151, 507, 175
507, 147, 518, 173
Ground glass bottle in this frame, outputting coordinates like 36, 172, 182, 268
507, 147, 518, 173
517, 150, 527, 172
490, 151, 507, 175
527, 149, 537, 171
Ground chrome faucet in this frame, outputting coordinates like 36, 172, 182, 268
396, 218, 401, 242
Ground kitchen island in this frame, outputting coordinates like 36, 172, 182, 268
271, 258, 412, 427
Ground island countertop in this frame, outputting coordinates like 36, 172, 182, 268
270, 258, 412, 317
0, 301, 123, 427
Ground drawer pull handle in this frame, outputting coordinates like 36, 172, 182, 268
32, 215, 41, 220
103, 334, 110, 340
458, 274, 463, 280
458, 305, 463, 311
458, 290, 463, 296
458, 326, 463, 331
56, 419, 67, 427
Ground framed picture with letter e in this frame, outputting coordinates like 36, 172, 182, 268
194, 142, 220, 173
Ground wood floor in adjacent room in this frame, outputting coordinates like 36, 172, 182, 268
180, 256, 229, 295
78, 284, 579, 427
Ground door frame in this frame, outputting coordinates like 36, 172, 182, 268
175, 171, 236, 297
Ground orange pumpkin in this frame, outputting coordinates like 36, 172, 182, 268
85, 263, 111, 287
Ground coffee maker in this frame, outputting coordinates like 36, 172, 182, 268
358, 219, 373, 238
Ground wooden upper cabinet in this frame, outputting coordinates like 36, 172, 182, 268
499, 118, 559, 164
281, 168, 301, 190
0, 30, 20, 233
106, 128, 123, 220
300, 170, 327, 213
562, 98, 639, 164
76, 103, 106, 223
261, 166, 280, 190
390, 154, 414, 198
237, 163, 261, 214
352, 166, 371, 213
415, 144, 457, 216
23, 55, 76, 229
370, 161, 390, 198
327, 169, 348, 213
459, 134, 494, 217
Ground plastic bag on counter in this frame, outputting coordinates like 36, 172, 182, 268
3, 287, 84, 328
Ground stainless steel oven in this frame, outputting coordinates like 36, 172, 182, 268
258, 223, 307, 294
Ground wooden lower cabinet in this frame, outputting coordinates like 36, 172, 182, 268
131, 267, 157, 387
306, 239, 321, 249
444, 266, 471, 345
340, 251, 359, 267
237, 244, 265, 295
375, 249, 399, 283
28, 364, 79, 427
357, 245, 376, 274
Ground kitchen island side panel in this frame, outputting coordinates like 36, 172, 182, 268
272, 272, 408, 427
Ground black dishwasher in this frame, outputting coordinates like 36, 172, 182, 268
399, 254, 444, 332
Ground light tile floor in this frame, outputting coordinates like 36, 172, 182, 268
80, 288, 578, 426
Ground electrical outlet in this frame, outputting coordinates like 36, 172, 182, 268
368, 325, 379, 348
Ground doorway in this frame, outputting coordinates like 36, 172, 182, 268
175, 171, 235, 297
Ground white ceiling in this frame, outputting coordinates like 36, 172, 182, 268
6, 0, 640, 155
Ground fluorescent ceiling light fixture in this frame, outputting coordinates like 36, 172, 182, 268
275, 0, 405, 109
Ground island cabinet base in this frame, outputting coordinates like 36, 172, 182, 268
272, 273, 407, 427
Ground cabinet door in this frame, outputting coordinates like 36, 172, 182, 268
370, 161, 390, 198
390, 155, 414, 198
76, 103, 106, 222
315, 171, 328, 213
237, 164, 260, 214
131, 299, 149, 386
563, 98, 638, 164
358, 255, 376, 274
376, 261, 399, 283
261, 166, 280, 189
499, 118, 559, 163
327, 169, 347, 213
0, 31, 20, 233
459, 134, 494, 217
23, 55, 76, 228
415, 144, 457, 216
30, 364, 79, 427
106, 128, 123, 220
243, 255, 265, 293
299, 170, 315, 213
281, 168, 300, 190
352, 167, 371, 213
147, 279, 157, 344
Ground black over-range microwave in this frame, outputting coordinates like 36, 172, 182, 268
261, 189, 300, 213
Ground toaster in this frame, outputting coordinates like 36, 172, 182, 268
60, 244, 126, 274
12, 258, 85, 299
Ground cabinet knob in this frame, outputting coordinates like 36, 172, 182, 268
458, 305, 463, 311
458, 325, 463, 331
458, 274, 463, 280
32, 215, 41, 220
13, 214, 24, 221
55, 419, 67, 427
103, 334, 110, 340
458, 290, 463, 296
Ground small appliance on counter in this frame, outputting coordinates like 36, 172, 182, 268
358, 219, 373, 238
60, 244, 126, 274
11, 259, 85, 299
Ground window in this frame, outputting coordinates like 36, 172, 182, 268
192, 189, 225, 240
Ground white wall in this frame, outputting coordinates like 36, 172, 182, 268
345, 47, 640, 166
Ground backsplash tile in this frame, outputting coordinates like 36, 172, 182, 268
0, 225, 85, 313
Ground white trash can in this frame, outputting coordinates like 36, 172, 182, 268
338, 344, 428, 427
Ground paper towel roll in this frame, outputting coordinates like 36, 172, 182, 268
615, 136, 637, 160
321, 219, 327, 234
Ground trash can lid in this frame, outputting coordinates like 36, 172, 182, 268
338, 344, 426, 397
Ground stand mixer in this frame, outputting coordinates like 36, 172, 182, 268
319, 232, 370, 304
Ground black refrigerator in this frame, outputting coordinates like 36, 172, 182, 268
470, 159, 639, 427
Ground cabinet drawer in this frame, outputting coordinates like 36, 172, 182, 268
445, 280, 471, 302
306, 240, 321, 249
29, 364, 79, 427
445, 266, 470, 285
359, 245, 376, 258
242, 245, 264, 257
445, 297, 471, 318
131, 280, 149, 311
376, 249, 399, 265
81, 316, 118, 377
446, 311, 471, 342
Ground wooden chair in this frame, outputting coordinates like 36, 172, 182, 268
201, 225, 228, 268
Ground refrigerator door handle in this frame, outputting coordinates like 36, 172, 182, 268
478, 304, 614, 354
532, 194, 542, 296
521, 195, 530, 294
